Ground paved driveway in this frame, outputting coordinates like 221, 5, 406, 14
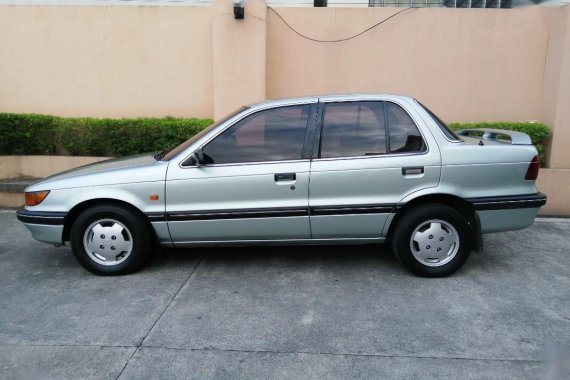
1, 210, 569, 379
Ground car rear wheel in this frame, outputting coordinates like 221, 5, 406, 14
70, 204, 153, 275
391, 204, 472, 277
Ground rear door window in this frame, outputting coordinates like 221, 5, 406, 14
320, 101, 387, 158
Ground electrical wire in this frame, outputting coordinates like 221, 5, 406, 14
268, 6, 415, 43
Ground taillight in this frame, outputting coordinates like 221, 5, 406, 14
525, 155, 540, 180
25, 190, 50, 206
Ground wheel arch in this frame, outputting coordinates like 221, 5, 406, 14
386, 193, 483, 252
62, 198, 155, 243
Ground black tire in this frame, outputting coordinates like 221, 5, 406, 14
391, 203, 472, 277
70, 204, 153, 276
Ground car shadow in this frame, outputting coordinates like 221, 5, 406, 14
149, 243, 402, 272
146, 237, 509, 277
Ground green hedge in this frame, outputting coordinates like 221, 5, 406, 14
449, 121, 550, 163
0, 113, 213, 156
0, 113, 550, 162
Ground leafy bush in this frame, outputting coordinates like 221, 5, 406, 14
0, 113, 213, 156
0, 113, 551, 163
0, 113, 60, 155
449, 121, 550, 164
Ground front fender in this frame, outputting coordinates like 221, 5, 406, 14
26, 181, 166, 215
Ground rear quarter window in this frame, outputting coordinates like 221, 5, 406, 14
386, 102, 427, 154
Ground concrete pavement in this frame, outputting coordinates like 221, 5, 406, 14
0, 210, 569, 379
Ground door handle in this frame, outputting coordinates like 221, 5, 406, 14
402, 167, 424, 175
274, 173, 296, 182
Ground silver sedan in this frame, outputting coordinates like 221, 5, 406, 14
17, 94, 546, 277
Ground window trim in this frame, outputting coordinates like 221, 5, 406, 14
414, 99, 462, 143
313, 99, 429, 160
179, 101, 317, 168
163, 106, 248, 162
318, 100, 389, 159
385, 100, 428, 155
301, 104, 319, 160
180, 158, 312, 169
383, 101, 391, 153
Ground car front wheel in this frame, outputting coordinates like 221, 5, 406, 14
70, 204, 153, 276
391, 204, 472, 277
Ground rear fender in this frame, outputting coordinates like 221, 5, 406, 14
384, 192, 483, 253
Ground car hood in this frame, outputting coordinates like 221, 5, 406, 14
27, 153, 169, 191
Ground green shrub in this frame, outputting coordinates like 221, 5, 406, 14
0, 113, 551, 163
0, 113, 213, 156
0, 113, 59, 155
449, 121, 550, 164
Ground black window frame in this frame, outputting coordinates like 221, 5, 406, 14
385, 101, 428, 155
416, 100, 462, 142
315, 100, 389, 159
195, 103, 318, 166
313, 100, 427, 159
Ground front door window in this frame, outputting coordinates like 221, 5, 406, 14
202, 105, 311, 164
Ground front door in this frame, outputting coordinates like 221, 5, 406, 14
165, 103, 315, 244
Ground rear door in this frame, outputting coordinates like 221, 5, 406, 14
165, 101, 316, 243
308, 98, 441, 239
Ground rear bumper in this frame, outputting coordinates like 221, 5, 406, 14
468, 193, 547, 234
467, 192, 547, 211
16, 209, 66, 244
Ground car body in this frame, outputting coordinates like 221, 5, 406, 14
17, 94, 547, 276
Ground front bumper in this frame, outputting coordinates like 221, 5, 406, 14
16, 209, 66, 244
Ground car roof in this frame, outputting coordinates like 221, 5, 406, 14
247, 94, 414, 110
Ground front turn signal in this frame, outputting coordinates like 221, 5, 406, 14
25, 190, 50, 206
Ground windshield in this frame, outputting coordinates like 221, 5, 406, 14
416, 100, 462, 142
160, 106, 248, 161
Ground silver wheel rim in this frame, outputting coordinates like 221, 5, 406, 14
83, 219, 133, 266
409, 219, 459, 267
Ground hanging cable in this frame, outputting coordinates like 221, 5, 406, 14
268, 6, 415, 43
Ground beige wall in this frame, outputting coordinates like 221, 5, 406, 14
0, 193, 24, 208
537, 169, 570, 215
267, 7, 548, 123
0, 5, 214, 118
1, 3, 570, 172
541, 6, 570, 169
0, 156, 108, 179
212, 0, 267, 120
0, 5, 563, 122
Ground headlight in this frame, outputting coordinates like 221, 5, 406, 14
25, 190, 50, 206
